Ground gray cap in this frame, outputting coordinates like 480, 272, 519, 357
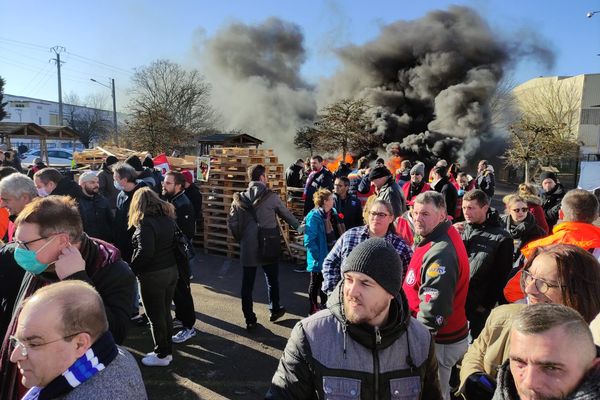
341, 238, 403, 295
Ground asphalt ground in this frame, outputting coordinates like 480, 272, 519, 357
122, 181, 518, 399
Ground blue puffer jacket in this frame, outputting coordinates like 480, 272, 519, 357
304, 208, 329, 273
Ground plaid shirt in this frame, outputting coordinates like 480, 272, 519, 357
321, 225, 413, 294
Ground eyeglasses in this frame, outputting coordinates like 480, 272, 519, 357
10, 236, 49, 251
9, 332, 85, 357
521, 270, 563, 294
369, 211, 390, 218
511, 208, 529, 213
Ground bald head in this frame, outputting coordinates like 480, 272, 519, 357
24, 280, 108, 341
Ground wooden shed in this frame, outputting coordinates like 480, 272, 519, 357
198, 133, 263, 156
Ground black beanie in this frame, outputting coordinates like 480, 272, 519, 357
125, 155, 143, 172
142, 157, 154, 168
539, 171, 557, 183
369, 165, 391, 181
105, 155, 118, 167
341, 238, 403, 296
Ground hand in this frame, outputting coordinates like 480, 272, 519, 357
54, 244, 86, 280
453, 222, 465, 235
296, 224, 305, 234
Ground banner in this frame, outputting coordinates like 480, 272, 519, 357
197, 156, 211, 182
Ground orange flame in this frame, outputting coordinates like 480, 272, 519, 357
326, 154, 354, 172
387, 155, 404, 174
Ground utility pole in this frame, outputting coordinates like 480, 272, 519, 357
111, 78, 118, 145
50, 46, 66, 125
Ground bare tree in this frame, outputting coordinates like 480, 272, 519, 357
313, 98, 380, 160
126, 59, 217, 153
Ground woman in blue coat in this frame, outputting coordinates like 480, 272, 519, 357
304, 188, 345, 314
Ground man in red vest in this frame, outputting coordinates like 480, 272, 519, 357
402, 191, 470, 400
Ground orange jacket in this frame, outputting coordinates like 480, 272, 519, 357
504, 222, 600, 302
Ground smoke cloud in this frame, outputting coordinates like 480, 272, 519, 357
198, 6, 554, 165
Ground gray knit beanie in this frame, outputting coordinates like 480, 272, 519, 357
341, 238, 403, 296
410, 162, 425, 176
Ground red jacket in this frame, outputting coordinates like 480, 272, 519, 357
402, 181, 431, 206
402, 221, 470, 344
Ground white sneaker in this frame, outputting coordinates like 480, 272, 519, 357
172, 328, 197, 343
142, 354, 172, 367
145, 352, 173, 362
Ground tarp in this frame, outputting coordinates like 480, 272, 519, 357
578, 161, 600, 190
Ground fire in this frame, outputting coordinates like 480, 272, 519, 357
387, 155, 404, 174
326, 154, 354, 172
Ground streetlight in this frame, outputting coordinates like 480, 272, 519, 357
587, 11, 600, 18
90, 78, 118, 146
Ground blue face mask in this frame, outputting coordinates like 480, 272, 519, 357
13, 236, 56, 275
114, 180, 124, 191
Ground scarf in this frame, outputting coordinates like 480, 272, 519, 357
22, 331, 118, 400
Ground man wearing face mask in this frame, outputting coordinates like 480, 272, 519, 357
0, 195, 135, 400
33, 168, 82, 199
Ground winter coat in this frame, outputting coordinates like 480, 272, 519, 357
97, 167, 118, 211
228, 181, 299, 267
131, 214, 178, 276
285, 163, 305, 188
303, 168, 334, 215
78, 193, 114, 243
168, 191, 196, 240
376, 175, 407, 218
476, 168, 495, 198
459, 304, 525, 389
493, 358, 600, 400
304, 208, 344, 273
114, 183, 146, 263
541, 183, 566, 230
432, 176, 458, 219
500, 213, 546, 262
136, 168, 158, 192
461, 209, 514, 313
333, 193, 363, 229
402, 221, 470, 343
184, 182, 203, 223
266, 285, 443, 400
402, 181, 431, 205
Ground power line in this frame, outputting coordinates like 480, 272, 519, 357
67, 51, 133, 75
0, 36, 49, 51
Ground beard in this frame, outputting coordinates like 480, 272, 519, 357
343, 295, 390, 326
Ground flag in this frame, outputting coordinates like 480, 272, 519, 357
153, 153, 170, 175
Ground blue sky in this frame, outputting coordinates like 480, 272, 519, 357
1, 0, 599, 111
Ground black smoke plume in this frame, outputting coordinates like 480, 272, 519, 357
199, 6, 553, 165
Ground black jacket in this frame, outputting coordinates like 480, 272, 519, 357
376, 176, 406, 218
462, 209, 513, 312
114, 183, 145, 263
168, 191, 196, 240
433, 176, 458, 218
131, 214, 178, 276
0, 244, 25, 340
185, 183, 203, 223
541, 183, 566, 230
500, 213, 546, 261
285, 164, 305, 188
304, 168, 334, 215
333, 193, 363, 229
52, 176, 83, 199
266, 285, 442, 399
79, 193, 114, 242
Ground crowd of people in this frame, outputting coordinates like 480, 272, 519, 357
0, 148, 598, 399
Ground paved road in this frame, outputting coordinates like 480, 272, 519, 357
123, 181, 518, 399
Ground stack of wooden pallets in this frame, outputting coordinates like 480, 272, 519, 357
73, 146, 149, 166
286, 187, 307, 265
201, 147, 287, 258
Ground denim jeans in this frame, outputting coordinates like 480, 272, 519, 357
241, 264, 280, 324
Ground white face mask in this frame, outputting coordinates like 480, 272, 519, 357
37, 187, 49, 197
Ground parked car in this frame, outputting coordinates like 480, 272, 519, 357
20, 149, 73, 166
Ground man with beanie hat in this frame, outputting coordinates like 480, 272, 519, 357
403, 162, 431, 206
125, 155, 158, 192
78, 170, 113, 242
539, 170, 565, 230
369, 165, 406, 218
98, 155, 119, 212
267, 238, 442, 399
403, 191, 470, 400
